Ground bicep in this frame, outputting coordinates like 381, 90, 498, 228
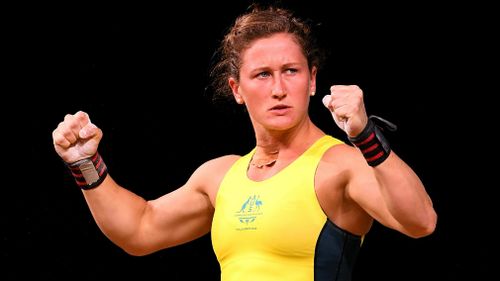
135, 184, 214, 254
128, 155, 237, 255
345, 154, 404, 232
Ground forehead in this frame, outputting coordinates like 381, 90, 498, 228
241, 33, 306, 67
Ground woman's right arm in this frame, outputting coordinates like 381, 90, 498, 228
52, 111, 216, 256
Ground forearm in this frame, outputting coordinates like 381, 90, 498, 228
81, 174, 149, 250
374, 152, 437, 237
346, 115, 437, 237
53, 112, 157, 252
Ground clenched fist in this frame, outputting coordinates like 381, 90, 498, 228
322, 85, 369, 138
52, 111, 102, 164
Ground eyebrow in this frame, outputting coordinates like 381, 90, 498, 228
249, 62, 303, 72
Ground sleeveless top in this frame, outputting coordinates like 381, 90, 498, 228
211, 135, 362, 281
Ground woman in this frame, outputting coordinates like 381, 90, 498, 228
52, 5, 436, 281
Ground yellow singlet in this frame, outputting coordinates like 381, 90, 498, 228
211, 135, 362, 281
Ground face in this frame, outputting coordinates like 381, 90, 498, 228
229, 33, 317, 131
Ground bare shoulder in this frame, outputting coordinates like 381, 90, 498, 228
316, 142, 371, 186
320, 142, 364, 168
188, 154, 241, 202
198, 154, 241, 172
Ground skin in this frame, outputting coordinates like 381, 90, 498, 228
53, 32, 437, 256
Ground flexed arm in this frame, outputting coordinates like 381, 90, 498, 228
322, 86, 437, 238
52, 111, 214, 255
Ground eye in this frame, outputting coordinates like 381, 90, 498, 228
257, 71, 271, 78
285, 68, 298, 74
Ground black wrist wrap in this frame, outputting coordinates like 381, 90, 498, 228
67, 152, 108, 190
348, 115, 397, 167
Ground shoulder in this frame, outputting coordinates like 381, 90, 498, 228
318, 142, 371, 178
197, 154, 242, 174
188, 154, 241, 193
317, 140, 381, 203
321, 142, 365, 167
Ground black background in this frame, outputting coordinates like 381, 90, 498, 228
6, 0, 493, 280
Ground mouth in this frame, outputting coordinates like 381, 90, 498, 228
269, 104, 291, 114
269, 104, 291, 110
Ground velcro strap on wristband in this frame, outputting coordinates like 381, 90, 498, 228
67, 152, 108, 190
348, 115, 396, 166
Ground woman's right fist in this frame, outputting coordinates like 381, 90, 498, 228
52, 111, 103, 163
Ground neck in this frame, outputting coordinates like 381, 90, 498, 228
253, 120, 324, 163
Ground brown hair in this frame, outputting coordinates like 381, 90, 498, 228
208, 5, 324, 103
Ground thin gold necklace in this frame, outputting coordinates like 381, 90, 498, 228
250, 158, 278, 168
250, 151, 279, 168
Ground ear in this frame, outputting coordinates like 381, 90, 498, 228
310, 66, 318, 96
229, 77, 244, 104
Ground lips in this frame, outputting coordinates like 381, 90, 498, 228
269, 104, 291, 110
269, 104, 291, 115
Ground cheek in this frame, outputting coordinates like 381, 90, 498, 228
240, 84, 268, 104
244, 95, 264, 111
242, 94, 269, 117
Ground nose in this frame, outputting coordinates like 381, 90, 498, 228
271, 78, 286, 99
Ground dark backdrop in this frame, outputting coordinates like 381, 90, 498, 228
7, 0, 492, 280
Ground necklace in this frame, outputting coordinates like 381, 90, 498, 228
250, 150, 279, 168
250, 158, 278, 168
